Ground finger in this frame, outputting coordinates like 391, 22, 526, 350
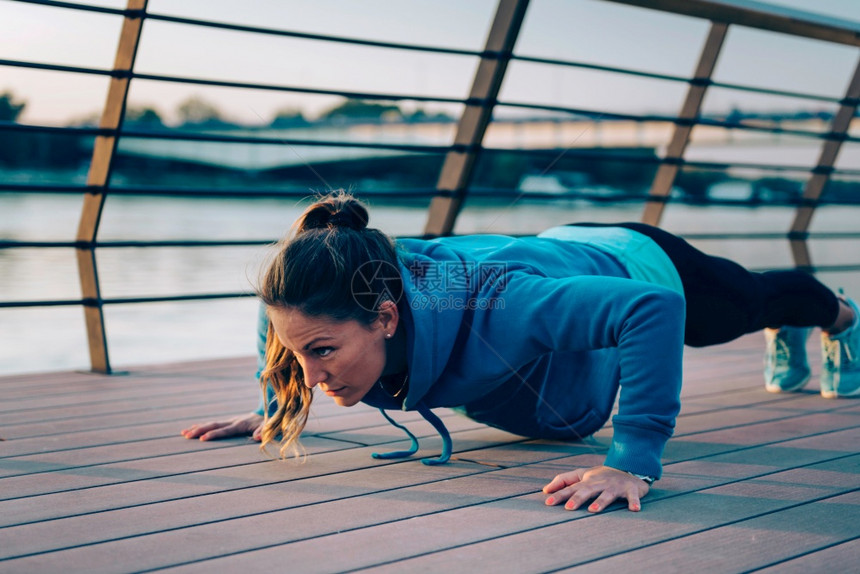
627, 490, 642, 512
564, 486, 599, 511
542, 470, 584, 494
200, 422, 240, 441
544, 488, 571, 506
587, 491, 619, 513
251, 424, 263, 442
182, 422, 222, 439
545, 480, 586, 506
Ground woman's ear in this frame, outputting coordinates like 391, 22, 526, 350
376, 300, 399, 335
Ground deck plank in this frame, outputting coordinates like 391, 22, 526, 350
1, 334, 858, 573
752, 537, 860, 573
108, 454, 857, 574
566, 490, 860, 573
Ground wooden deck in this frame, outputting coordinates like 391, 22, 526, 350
1, 333, 858, 573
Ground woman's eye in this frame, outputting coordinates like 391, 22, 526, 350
315, 347, 333, 357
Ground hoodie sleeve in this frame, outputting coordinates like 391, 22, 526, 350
253, 302, 277, 417
471, 271, 685, 478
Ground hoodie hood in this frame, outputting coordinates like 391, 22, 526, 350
395, 239, 471, 410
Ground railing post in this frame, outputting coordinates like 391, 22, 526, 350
789, 55, 860, 270
423, 0, 530, 237
76, 0, 147, 374
641, 21, 728, 226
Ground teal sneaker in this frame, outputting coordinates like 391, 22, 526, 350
764, 327, 811, 393
821, 298, 860, 399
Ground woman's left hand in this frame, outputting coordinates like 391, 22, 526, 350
542, 465, 650, 512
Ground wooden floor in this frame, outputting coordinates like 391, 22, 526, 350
1, 334, 858, 573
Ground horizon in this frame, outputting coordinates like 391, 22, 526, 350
2, 90, 841, 129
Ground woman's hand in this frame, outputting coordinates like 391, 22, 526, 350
181, 413, 264, 442
542, 465, 650, 512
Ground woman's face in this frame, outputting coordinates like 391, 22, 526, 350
268, 306, 391, 407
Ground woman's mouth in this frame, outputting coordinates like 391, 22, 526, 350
323, 386, 346, 396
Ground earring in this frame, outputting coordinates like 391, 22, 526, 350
385, 333, 392, 338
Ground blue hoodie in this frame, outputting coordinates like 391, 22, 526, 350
259, 228, 686, 479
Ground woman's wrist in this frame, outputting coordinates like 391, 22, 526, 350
626, 472, 656, 485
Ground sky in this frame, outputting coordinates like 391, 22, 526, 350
1, 0, 860, 126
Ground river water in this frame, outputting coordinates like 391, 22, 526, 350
2, 191, 859, 376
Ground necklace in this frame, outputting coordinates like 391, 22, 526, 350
379, 371, 409, 398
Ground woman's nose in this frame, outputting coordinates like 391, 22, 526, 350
302, 361, 326, 389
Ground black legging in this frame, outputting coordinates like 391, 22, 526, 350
568, 223, 840, 347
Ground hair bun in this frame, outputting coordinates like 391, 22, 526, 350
328, 209, 366, 230
297, 192, 370, 233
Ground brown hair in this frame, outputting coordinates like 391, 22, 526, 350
258, 191, 402, 457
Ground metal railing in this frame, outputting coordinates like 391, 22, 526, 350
1, 0, 860, 372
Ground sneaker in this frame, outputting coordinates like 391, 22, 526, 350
764, 327, 811, 393
821, 297, 860, 398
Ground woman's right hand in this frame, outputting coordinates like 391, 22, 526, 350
181, 413, 264, 442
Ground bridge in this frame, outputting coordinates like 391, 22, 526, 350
115, 117, 843, 170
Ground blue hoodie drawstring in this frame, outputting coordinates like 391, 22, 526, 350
371, 404, 452, 466
371, 409, 419, 460
416, 404, 453, 465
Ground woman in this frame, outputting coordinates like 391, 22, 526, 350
182, 192, 860, 513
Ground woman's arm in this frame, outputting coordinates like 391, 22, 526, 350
254, 301, 278, 418
181, 302, 271, 441
473, 273, 685, 510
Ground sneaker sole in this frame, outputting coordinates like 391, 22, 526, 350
765, 373, 810, 394
821, 386, 860, 399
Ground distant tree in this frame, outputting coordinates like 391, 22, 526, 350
407, 108, 429, 122
405, 107, 454, 122
125, 106, 164, 127
0, 91, 26, 122
725, 107, 745, 125
68, 111, 102, 127
816, 110, 834, 122
177, 96, 226, 126
319, 99, 403, 122
270, 107, 308, 128
0, 91, 27, 165
0, 91, 86, 168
